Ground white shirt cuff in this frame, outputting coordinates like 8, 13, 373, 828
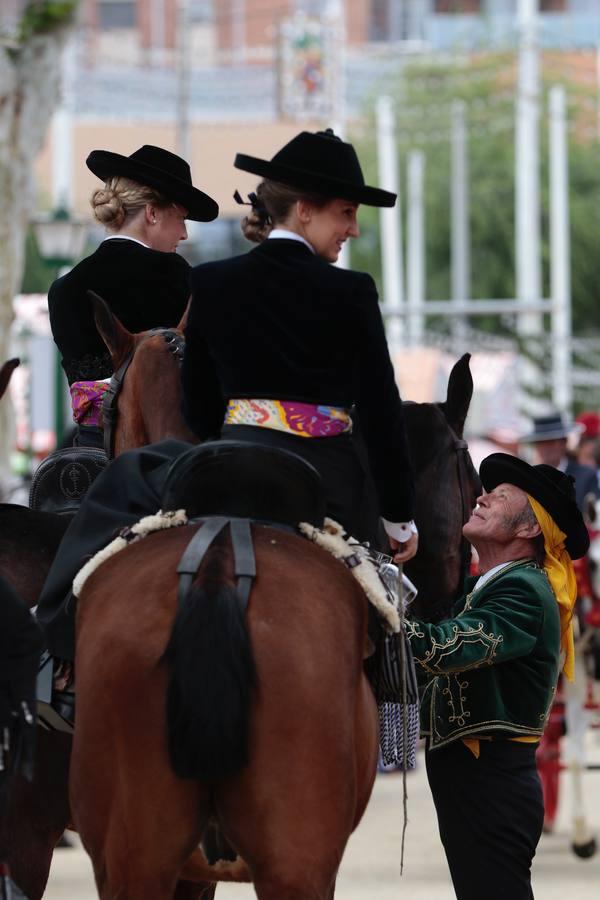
382, 519, 418, 543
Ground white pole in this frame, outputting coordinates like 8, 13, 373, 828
451, 99, 470, 346
232, 0, 245, 64
376, 95, 403, 350
150, 0, 165, 65
176, 0, 191, 161
596, 44, 600, 140
549, 85, 572, 414
407, 150, 425, 347
326, 0, 350, 269
52, 38, 76, 212
516, 0, 542, 337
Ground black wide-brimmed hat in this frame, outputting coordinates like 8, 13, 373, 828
86, 145, 219, 222
520, 412, 584, 443
480, 453, 589, 559
234, 129, 396, 208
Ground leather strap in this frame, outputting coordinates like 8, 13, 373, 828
230, 518, 256, 611
175, 517, 257, 612
176, 517, 229, 606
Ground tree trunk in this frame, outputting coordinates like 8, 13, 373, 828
0, 9, 77, 492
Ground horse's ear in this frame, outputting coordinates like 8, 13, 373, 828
89, 291, 134, 366
177, 295, 192, 332
0, 358, 19, 401
443, 353, 473, 438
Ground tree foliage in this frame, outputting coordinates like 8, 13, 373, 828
0, 1, 78, 483
353, 52, 600, 337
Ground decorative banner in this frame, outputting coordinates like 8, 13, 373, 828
277, 14, 341, 122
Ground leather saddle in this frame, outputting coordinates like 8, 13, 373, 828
29, 446, 108, 515
161, 440, 326, 529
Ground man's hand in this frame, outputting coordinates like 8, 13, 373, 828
389, 532, 418, 564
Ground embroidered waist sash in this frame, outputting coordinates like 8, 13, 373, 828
70, 380, 110, 427
224, 398, 352, 438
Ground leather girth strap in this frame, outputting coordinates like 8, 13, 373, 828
176, 517, 257, 610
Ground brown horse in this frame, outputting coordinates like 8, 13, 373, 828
66, 312, 479, 897
1, 318, 478, 898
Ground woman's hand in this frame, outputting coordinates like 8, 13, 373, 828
389, 532, 418, 564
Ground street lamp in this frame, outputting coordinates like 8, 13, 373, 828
31, 207, 88, 446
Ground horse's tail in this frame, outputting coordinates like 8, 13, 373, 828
163, 543, 255, 781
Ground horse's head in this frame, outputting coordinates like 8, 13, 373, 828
91, 292, 198, 456
403, 353, 481, 621
0, 358, 19, 403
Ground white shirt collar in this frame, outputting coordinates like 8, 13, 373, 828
103, 235, 151, 250
474, 560, 519, 592
268, 228, 315, 254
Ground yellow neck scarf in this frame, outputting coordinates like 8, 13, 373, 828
526, 494, 577, 681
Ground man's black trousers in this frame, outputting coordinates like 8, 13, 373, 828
426, 739, 544, 900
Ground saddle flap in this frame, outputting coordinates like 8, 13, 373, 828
29, 446, 108, 514
161, 440, 325, 529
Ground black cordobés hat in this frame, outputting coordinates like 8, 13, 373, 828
86, 144, 219, 222
479, 453, 589, 559
234, 129, 396, 208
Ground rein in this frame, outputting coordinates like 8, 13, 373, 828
101, 328, 185, 458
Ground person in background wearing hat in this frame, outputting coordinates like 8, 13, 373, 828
48, 145, 218, 449
405, 453, 588, 900
181, 128, 417, 556
520, 412, 599, 510
575, 411, 600, 492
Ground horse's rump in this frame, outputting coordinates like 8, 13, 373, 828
73, 522, 377, 890
76, 523, 373, 771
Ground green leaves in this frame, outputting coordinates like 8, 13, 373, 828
17, 1, 77, 44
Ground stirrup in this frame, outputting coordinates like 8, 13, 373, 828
36, 651, 75, 734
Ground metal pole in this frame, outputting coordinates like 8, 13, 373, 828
549, 85, 572, 414
150, 0, 165, 65
232, 0, 245, 64
376, 95, 403, 350
407, 150, 425, 347
176, 0, 191, 161
516, 0, 542, 337
450, 99, 470, 347
326, 0, 350, 269
596, 44, 600, 140
51, 37, 76, 211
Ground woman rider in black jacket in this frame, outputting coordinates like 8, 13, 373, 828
48, 144, 218, 448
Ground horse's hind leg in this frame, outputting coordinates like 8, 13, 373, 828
0, 729, 71, 899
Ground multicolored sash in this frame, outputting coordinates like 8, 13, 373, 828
225, 398, 352, 438
70, 380, 110, 427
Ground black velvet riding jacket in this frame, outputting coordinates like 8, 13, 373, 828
182, 238, 415, 523
48, 238, 191, 384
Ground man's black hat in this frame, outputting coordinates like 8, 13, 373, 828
86, 145, 219, 222
480, 453, 589, 559
234, 129, 397, 208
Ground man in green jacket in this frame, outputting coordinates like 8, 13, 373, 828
406, 452, 589, 900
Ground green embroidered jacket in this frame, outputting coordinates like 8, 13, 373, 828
406, 560, 561, 750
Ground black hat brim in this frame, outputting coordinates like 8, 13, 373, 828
86, 150, 219, 222
234, 153, 396, 208
479, 453, 589, 559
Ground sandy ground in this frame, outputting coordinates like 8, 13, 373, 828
42, 734, 600, 899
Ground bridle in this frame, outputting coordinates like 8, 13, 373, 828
101, 328, 185, 459
448, 423, 482, 596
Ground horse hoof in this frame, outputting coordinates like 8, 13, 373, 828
571, 837, 597, 859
